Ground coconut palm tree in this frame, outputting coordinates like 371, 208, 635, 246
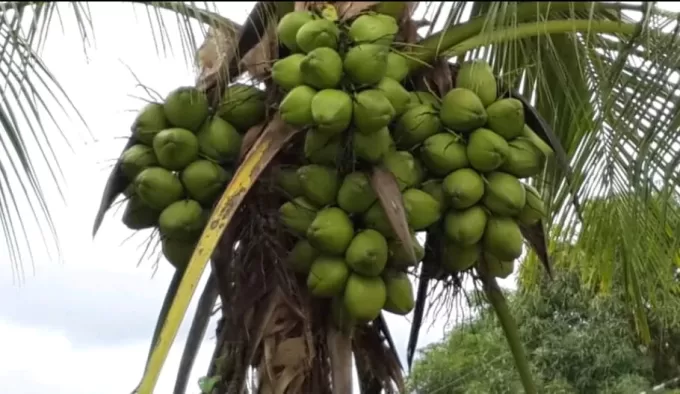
4, 2, 680, 393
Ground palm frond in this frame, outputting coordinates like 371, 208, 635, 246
0, 2, 91, 280
0, 1, 252, 277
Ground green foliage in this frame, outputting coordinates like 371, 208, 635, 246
408, 270, 660, 393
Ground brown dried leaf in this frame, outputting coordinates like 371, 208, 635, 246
272, 337, 307, 368
336, 2, 380, 20
431, 57, 453, 97
370, 167, 417, 265
196, 25, 239, 86
239, 121, 268, 161
242, 22, 278, 81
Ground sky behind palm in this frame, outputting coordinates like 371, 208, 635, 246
3, 2, 675, 393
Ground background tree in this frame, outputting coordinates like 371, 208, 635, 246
408, 266, 680, 393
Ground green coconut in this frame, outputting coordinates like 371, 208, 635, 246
162, 237, 198, 270
419, 133, 469, 176
122, 183, 136, 198
353, 89, 396, 133
296, 18, 340, 53
486, 98, 525, 140
277, 11, 315, 52
132, 103, 169, 145
467, 128, 510, 172
403, 188, 442, 230
421, 179, 449, 211
482, 172, 527, 216
343, 44, 389, 85
455, 60, 498, 107
272, 54, 306, 91
120, 144, 159, 180
483, 216, 524, 261
121, 195, 161, 230
353, 126, 395, 163
196, 117, 243, 163
311, 89, 353, 135
440, 88, 488, 132
297, 164, 339, 207
444, 205, 487, 245
387, 232, 424, 268
134, 167, 184, 210
307, 207, 355, 255
382, 270, 414, 315
521, 125, 554, 158
217, 84, 266, 132
307, 256, 349, 297
348, 13, 398, 45
279, 197, 318, 235
280, 85, 317, 127
394, 104, 441, 149
337, 172, 377, 214
441, 242, 479, 273
163, 87, 209, 132
442, 168, 485, 209
345, 229, 389, 276
304, 129, 342, 166
407, 91, 440, 110
158, 199, 208, 240
381, 150, 424, 191
481, 253, 515, 279
500, 138, 545, 178
274, 167, 303, 198
385, 52, 409, 82
517, 184, 547, 226
181, 160, 231, 206
300, 47, 344, 89
376, 77, 410, 116
343, 274, 387, 321
287, 239, 319, 275
152, 128, 199, 171
363, 202, 394, 238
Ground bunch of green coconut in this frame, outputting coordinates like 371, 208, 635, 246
271, 8, 551, 328
118, 83, 266, 270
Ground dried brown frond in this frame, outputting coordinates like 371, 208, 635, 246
370, 168, 417, 265
353, 323, 405, 393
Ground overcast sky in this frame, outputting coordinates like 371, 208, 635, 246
0, 2, 570, 393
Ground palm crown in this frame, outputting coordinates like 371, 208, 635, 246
2, 2, 680, 393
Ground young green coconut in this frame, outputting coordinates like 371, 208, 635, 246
120, 144, 159, 180
217, 84, 266, 132
196, 117, 243, 163
163, 87, 209, 132
152, 128, 199, 171
158, 199, 209, 241
181, 160, 232, 206
132, 103, 169, 145
134, 167, 184, 211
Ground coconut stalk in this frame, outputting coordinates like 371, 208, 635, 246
478, 260, 537, 394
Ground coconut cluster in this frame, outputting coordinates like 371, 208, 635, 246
271, 8, 549, 326
273, 11, 418, 326
119, 83, 266, 269
428, 61, 550, 278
